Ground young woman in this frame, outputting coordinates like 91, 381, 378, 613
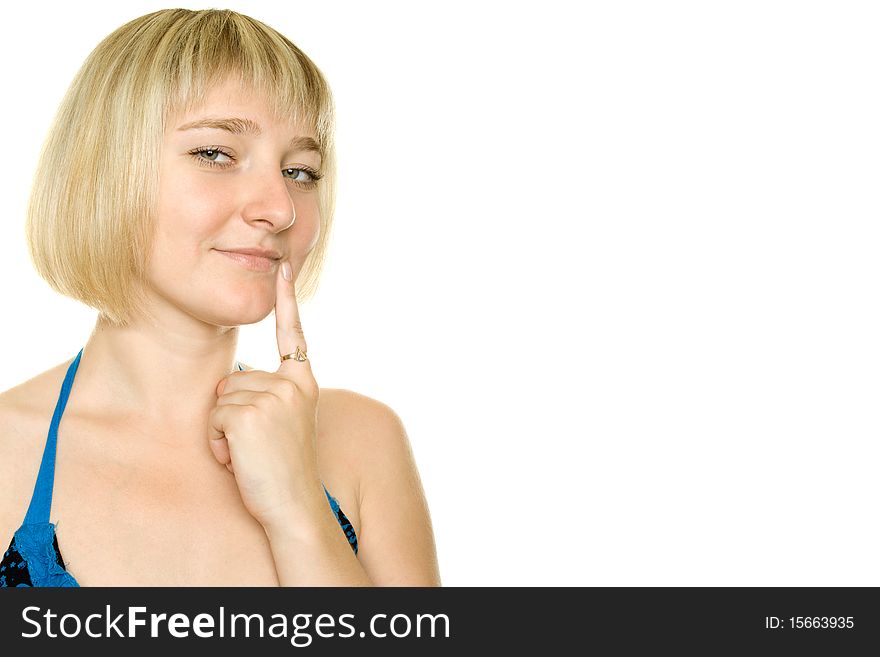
0, 8, 440, 587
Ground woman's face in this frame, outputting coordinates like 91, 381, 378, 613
148, 77, 322, 327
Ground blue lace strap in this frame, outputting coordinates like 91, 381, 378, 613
23, 347, 84, 526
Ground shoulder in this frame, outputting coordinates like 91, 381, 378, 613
318, 388, 403, 436
0, 360, 72, 475
0, 360, 70, 447
314, 388, 405, 479
0, 363, 71, 546
318, 388, 441, 586
0, 358, 72, 416
316, 388, 414, 479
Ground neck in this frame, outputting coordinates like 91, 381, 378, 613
74, 313, 241, 428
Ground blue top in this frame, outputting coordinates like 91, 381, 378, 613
0, 347, 358, 587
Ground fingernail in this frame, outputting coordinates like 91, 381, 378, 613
281, 260, 292, 281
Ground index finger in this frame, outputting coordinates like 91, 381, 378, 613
275, 260, 311, 379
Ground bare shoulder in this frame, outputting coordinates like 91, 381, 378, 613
317, 387, 442, 587
0, 361, 72, 548
314, 388, 397, 492
315, 387, 413, 485
0, 360, 70, 453
318, 388, 404, 441
0, 388, 21, 462
0, 358, 71, 410
0, 388, 30, 529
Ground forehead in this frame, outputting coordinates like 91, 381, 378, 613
168, 78, 315, 139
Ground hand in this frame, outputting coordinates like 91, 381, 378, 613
208, 260, 322, 530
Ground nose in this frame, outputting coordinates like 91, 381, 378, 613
240, 166, 296, 232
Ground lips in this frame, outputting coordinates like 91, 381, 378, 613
216, 249, 278, 272
218, 247, 282, 260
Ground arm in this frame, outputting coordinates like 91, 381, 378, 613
264, 390, 441, 587
263, 481, 374, 587
345, 391, 442, 586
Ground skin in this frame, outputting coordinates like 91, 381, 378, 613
73, 76, 322, 428
0, 76, 442, 586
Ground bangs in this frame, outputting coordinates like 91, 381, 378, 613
154, 11, 334, 153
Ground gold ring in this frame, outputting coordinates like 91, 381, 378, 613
280, 346, 308, 362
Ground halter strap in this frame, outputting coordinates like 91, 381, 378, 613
22, 350, 246, 525
23, 348, 84, 525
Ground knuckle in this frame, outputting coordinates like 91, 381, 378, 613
241, 404, 260, 421
278, 377, 298, 398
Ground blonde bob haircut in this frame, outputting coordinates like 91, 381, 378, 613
25, 8, 337, 327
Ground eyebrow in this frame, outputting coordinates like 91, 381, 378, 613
176, 117, 321, 154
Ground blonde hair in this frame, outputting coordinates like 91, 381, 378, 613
25, 8, 337, 327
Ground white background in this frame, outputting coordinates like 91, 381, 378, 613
1, 1, 878, 585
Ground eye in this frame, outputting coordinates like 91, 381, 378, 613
187, 146, 324, 189
283, 166, 324, 188
188, 146, 235, 168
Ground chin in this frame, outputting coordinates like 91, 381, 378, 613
192, 298, 274, 328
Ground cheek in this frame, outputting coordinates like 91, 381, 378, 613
159, 175, 225, 230
287, 205, 322, 259
156, 174, 231, 253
